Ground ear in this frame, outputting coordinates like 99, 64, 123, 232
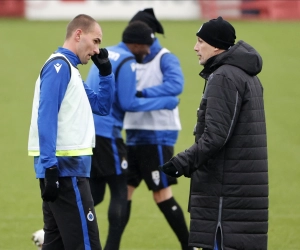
74, 29, 82, 42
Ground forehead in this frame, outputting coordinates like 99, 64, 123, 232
196, 36, 208, 44
87, 22, 102, 41
136, 44, 150, 50
196, 36, 203, 42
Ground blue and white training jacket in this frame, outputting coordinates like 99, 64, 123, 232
28, 47, 114, 178
85, 42, 178, 139
124, 38, 184, 146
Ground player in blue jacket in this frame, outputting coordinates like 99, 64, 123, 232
123, 9, 193, 250
85, 21, 179, 250
28, 14, 114, 250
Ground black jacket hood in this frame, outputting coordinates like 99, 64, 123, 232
200, 40, 263, 78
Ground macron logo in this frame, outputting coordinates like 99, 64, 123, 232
54, 63, 62, 73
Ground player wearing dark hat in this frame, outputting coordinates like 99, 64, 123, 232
124, 8, 193, 250
129, 8, 164, 35
85, 20, 179, 250
159, 16, 268, 250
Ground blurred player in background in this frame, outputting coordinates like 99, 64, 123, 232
123, 8, 194, 250
28, 14, 114, 250
85, 21, 179, 250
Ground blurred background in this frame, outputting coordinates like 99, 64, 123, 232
1, 0, 300, 249
2, 0, 300, 20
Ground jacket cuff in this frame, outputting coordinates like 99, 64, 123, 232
142, 89, 147, 97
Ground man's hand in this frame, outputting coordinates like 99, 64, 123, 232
42, 166, 59, 202
158, 161, 182, 178
91, 48, 112, 76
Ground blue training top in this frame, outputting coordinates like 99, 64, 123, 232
33, 47, 114, 178
85, 42, 178, 139
125, 38, 184, 146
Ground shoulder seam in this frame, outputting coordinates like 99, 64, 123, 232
40, 56, 71, 78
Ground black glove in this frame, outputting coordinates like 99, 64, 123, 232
42, 166, 59, 202
91, 48, 112, 76
135, 91, 143, 98
158, 161, 182, 178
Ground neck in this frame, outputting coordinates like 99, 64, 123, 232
63, 40, 76, 55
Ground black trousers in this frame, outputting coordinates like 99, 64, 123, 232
89, 174, 128, 250
40, 177, 101, 250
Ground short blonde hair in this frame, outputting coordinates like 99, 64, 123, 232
65, 14, 97, 39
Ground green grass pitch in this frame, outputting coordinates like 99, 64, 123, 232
0, 18, 300, 249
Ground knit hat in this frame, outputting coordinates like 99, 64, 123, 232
122, 21, 154, 45
196, 16, 236, 50
129, 8, 164, 35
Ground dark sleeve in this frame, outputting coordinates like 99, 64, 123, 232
171, 74, 242, 176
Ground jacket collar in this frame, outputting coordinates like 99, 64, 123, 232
199, 54, 219, 80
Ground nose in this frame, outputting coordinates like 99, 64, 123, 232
194, 43, 198, 51
94, 47, 100, 55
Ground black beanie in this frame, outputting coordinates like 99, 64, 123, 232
196, 16, 236, 50
122, 21, 154, 45
129, 8, 164, 35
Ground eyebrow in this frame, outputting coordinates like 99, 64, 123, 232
95, 38, 101, 44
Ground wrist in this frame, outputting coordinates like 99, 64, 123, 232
142, 89, 147, 97
99, 71, 111, 77
45, 166, 58, 177
98, 63, 112, 76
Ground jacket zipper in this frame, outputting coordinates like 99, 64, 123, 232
214, 197, 224, 250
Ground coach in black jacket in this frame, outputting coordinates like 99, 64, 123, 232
159, 17, 268, 250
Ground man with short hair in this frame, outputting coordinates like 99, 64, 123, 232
85, 20, 179, 250
159, 16, 268, 250
28, 14, 114, 250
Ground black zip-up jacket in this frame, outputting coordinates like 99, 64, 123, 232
170, 40, 268, 250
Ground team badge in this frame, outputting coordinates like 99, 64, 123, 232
121, 158, 128, 169
152, 170, 160, 186
87, 210, 94, 221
